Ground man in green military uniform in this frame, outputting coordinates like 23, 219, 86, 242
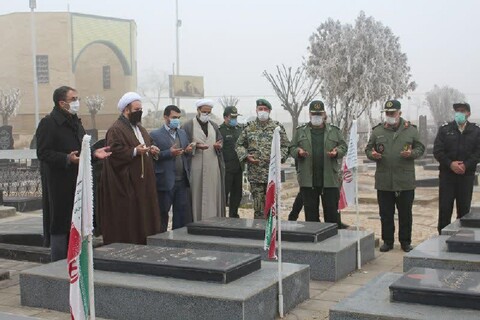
219, 106, 244, 218
236, 99, 290, 218
289, 100, 347, 226
365, 100, 425, 252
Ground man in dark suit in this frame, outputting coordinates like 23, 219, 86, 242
150, 105, 193, 232
36, 86, 110, 261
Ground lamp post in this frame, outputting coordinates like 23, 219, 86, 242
175, 0, 181, 107
29, 0, 40, 128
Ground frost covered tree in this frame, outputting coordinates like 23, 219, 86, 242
138, 68, 169, 114
218, 96, 239, 109
84, 95, 104, 129
263, 64, 322, 137
306, 11, 416, 134
425, 85, 466, 125
0, 88, 20, 126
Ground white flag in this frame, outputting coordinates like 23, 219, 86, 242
339, 120, 358, 209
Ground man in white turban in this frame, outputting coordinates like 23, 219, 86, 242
99, 92, 162, 244
182, 99, 226, 221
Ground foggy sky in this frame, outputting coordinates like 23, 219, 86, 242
2, 0, 479, 122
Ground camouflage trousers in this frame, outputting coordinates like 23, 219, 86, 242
250, 183, 267, 219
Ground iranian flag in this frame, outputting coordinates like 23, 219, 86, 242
339, 119, 358, 210
67, 135, 95, 320
264, 127, 281, 260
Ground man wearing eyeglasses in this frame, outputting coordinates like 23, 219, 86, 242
36, 86, 111, 261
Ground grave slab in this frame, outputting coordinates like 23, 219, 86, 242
446, 229, 480, 254
20, 260, 309, 320
441, 219, 467, 235
390, 267, 480, 310
330, 272, 480, 320
148, 228, 375, 281
403, 235, 480, 272
187, 217, 337, 243
94, 243, 261, 284
460, 211, 480, 228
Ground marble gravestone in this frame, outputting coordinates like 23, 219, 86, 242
446, 229, 480, 254
390, 267, 480, 310
94, 243, 261, 284
187, 217, 338, 243
460, 212, 480, 228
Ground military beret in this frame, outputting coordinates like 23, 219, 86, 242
309, 100, 325, 114
383, 100, 401, 112
224, 106, 241, 117
453, 102, 470, 112
256, 98, 272, 110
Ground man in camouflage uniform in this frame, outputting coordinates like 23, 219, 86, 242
236, 99, 290, 218
365, 100, 425, 252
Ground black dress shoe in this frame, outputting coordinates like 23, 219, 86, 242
338, 222, 350, 229
401, 244, 413, 252
379, 243, 393, 252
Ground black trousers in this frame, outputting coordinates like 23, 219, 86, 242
301, 187, 340, 224
225, 169, 243, 218
157, 179, 191, 233
377, 190, 414, 245
288, 191, 304, 221
438, 173, 475, 234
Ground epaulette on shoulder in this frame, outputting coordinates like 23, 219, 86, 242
296, 123, 307, 129
329, 123, 340, 130
372, 122, 382, 130
404, 121, 416, 128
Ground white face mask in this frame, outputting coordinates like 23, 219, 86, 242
68, 100, 80, 114
257, 111, 270, 121
311, 115, 324, 126
385, 116, 397, 125
199, 113, 210, 123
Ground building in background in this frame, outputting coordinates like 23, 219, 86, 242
0, 12, 137, 142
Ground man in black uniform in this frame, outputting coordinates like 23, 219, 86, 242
434, 102, 480, 234
219, 106, 244, 218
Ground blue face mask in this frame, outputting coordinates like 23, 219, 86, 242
454, 112, 466, 125
169, 118, 181, 129
229, 118, 238, 126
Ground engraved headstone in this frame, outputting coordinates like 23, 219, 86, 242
460, 211, 480, 228
446, 229, 480, 254
0, 125, 13, 150
390, 267, 480, 310
187, 217, 337, 243
93, 243, 261, 283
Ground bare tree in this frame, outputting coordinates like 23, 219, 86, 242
84, 95, 104, 129
0, 88, 20, 126
425, 85, 466, 125
218, 96, 239, 109
263, 65, 322, 137
138, 69, 169, 114
306, 11, 416, 135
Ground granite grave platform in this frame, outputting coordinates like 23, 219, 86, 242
94, 243, 261, 284
20, 259, 309, 320
148, 221, 375, 281
330, 272, 480, 320
403, 235, 480, 272
459, 211, 480, 228
390, 267, 480, 310
445, 229, 480, 254
0, 216, 50, 262
187, 217, 337, 242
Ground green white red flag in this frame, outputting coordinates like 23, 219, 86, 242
264, 127, 281, 260
67, 135, 95, 320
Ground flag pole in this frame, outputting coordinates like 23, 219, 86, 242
353, 115, 361, 269
276, 127, 284, 318
87, 234, 96, 319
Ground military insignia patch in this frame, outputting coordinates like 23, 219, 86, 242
386, 101, 394, 108
376, 143, 385, 154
